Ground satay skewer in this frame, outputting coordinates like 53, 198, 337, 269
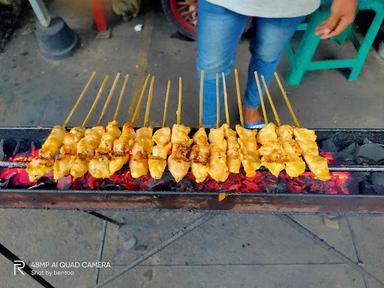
113, 74, 129, 121
254, 71, 268, 125
27, 73, 102, 182
234, 69, 261, 177
149, 79, 172, 179
70, 76, 111, 179
198, 71, 205, 128
207, 73, 229, 182
215, 73, 220, 129
97, 73, 121, 125
162, 80, 171, 128
257, 74, 287, 177
168, 76, 193, 182
222, 72, 230, 126
274, 72, 301, 128
177, 77, 182, 125
222, 72, 241, 175
260, 75, 281, 127
108, 75, 144, 176
88, 78, 128, 179
52, 76, 109, 181
144, 76, 155, 127
189, 71, 210, 183
129, 76, 155, 178
82, 75, 110, 128
63, 71, 97, 127
131, 74, 151, 125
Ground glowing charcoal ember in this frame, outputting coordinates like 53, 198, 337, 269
0, 168, 32, 187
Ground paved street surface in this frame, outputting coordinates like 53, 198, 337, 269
0, 1, 383, 287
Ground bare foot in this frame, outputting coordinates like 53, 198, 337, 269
244, 106, 263, 125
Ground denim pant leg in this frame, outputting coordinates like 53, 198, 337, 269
243, 16, 305, 108
197, 0, 248, 127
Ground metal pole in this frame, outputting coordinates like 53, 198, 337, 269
28, 0, 52, 27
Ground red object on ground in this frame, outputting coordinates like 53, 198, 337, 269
93, 0, 107, 32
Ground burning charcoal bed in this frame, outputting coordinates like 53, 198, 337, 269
1, 127, 384, 213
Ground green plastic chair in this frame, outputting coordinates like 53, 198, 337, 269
286, 0, 384, 85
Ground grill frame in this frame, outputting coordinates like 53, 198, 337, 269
1, 127, 384, 213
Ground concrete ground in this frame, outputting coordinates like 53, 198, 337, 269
0, 1, 384, 287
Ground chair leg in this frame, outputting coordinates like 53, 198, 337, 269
349, 10, 384, 80
286, 10, 328, 85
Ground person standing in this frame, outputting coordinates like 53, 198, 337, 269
197, 0, 357, 128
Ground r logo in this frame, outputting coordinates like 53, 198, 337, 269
13, 260, 25, 276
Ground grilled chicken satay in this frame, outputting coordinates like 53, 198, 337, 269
236, 125, 261, 177
148, 127, 172, 179
276, 125, 306, 177
257, 123, 286, 177
70, 126, 105, 179
129, 127, 154, 178
88, 120, 121, 179
39, 125, 66, 159
109, 122, 136, 175
168, 124, 193, 182
53, 127, 85, 180
189, 128, 210, 183
207, 125, 229, 182
294, 128, 330, 181
26, 158, 54, 182
26, 125, 66, 182
223, 124, 241, 174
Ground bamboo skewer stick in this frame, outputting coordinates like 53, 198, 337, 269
261, 75, 281, 127
254, 71, 268, 125
215, 73, 220, 129
177, 77, 182, 125
113, 74, 129, 121
198, 70, 204, 128
222, 72, 230, 126
144, 76, 155, 127
97, 73, 121, 125
162, 80, 171, 128
81, 75, 109, 128
131, 74, 151, 125
234, 69, 244, 127
63, 71, 96, 127
274, 72, 301, 127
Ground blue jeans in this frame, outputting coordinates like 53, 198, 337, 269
197, 0, 305, 127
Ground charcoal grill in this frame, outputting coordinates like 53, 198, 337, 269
1, 127, 384, 213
